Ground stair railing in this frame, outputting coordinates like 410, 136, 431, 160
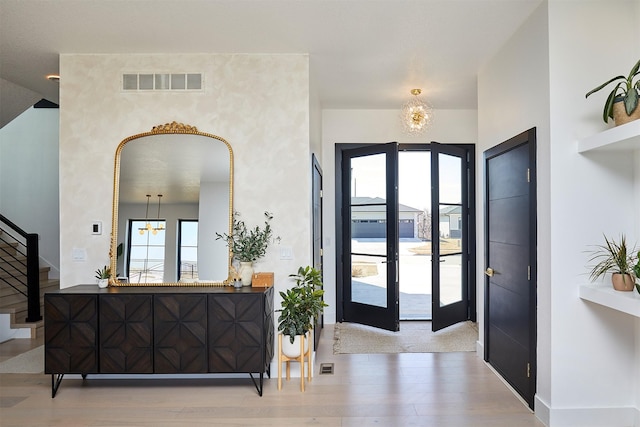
0, 213, 42, 322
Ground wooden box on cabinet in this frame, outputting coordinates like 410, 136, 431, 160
251, 272, 274, 287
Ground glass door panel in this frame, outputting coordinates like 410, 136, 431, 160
431, 144, 468, 331
342, 143, 398, 332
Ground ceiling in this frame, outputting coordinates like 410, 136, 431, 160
0, 0, 543, 111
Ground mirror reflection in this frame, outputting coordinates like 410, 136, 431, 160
110, 123, 233, 286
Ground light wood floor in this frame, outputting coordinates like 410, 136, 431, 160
0, 324, 545, 427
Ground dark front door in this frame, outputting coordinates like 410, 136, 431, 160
340, 142, 399, 332
484, 128, 537, 408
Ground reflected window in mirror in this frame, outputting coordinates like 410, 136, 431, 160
178, 219, 199, 281
127, 219, 166, 283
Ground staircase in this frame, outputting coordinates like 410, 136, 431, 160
0, 240, 59, 339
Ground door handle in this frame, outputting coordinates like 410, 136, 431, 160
485, 267, 494, 277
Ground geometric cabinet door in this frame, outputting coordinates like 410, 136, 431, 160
99, 294, 153, 373
45, 294, 98, 374
154, 294, 208, 373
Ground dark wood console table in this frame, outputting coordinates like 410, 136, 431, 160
44, 285, 274, 397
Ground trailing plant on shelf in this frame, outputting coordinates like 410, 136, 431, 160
587, 234, 636, 291
585, 58, 640, 124
215, 211, 279, 262
277, 266, 328, 344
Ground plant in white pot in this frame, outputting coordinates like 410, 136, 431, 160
95, 265, 111, 288
277, 266, 328, 357
585, 58, 640, 126
215, 211, 279, 286
587, 234, 636, 292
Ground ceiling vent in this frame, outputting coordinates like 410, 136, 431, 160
122, 73, 203, 91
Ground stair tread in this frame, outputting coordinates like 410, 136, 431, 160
0, 266, 50, 279
0, 253, 26, 262
11, 319, 43, 329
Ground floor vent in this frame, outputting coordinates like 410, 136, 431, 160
319, 363, 334, 375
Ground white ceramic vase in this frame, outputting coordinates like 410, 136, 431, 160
239, 261, 254, 287
282, 333, 309, 358
97, 278, 109, 288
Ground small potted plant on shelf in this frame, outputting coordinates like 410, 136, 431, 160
277, 266, 328, 357
585, 58, 640, 126
587, 234, 636, 291
95, 265, 111, 288
215, 211, 279, 286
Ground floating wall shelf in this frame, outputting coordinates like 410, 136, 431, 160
576, 119, 640, 317
577, 120, 640, 153
579, 283, 640, 318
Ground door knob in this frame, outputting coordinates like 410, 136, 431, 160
485, 267, 494, 277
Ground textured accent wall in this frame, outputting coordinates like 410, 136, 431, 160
59, 54, 311, 289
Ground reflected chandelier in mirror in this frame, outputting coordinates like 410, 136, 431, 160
109, 122, 233, 287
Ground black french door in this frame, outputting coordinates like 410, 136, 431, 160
340, 142, 399, 332
430, 142, 470, 331
336, 142, 474, 333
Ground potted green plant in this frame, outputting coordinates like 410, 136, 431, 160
95, 265, 111, 288
587, 234, 636, 291
277, 266, 328, 356
585, 58, 640, 126
215, 211, 279, 286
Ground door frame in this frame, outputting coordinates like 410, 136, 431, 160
311, 154, 324, 349
335, 143, 476, 328
483, 128, 537, 408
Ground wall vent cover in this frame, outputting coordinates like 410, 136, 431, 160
122, 73, 203, 91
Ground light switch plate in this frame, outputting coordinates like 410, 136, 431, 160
279, 246, 293, 260
72, 247, 87, 261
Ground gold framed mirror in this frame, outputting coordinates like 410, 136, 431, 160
109, 122, 233, 287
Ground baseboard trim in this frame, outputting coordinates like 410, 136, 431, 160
543, 403, 638, 426
534, 395, 550, 426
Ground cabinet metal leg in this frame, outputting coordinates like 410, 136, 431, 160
51, 374, 64, 398
248, 372, 264, 396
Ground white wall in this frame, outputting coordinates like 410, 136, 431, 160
0, 106, 60, 277
479, 1, 640, 425
477, 0, 551, 418
198, 181, 230, 281
321, 108, 478, 323
59, 54, 311, 297
0, 78, 42, 128
547, 1, 639, 425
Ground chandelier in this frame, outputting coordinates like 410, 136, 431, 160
401, 88, 432, 134
138, 194, 165, 235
